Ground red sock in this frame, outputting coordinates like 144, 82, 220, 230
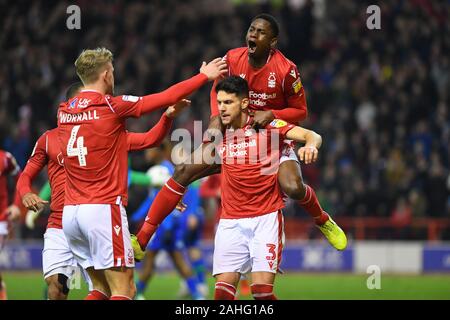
85, 289, 109, 300
110, 295, 132, 300
297, 184, 329, 225
136, 178, 185, 249
0, 281, 7, 300
214, 282, 236, 300
251, 284, 277, 300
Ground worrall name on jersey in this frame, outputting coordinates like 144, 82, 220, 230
58, 110, 100, 123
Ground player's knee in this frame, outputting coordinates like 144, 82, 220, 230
47, 278, 67, 300
140, 268, 153, 282
173, 163, 192, 186
281, 178, 306, 200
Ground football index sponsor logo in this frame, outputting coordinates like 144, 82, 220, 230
249, 91, 276, 107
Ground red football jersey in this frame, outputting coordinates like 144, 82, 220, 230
0, 150, 20, 222
17, 129, 66, 229
17, 113, 173, 228
219, 116, 294, 219
57, 90, 138, 206
211, 47, 307, 124
58, 74, 207, 206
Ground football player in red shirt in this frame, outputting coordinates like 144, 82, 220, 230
56, 48, 226, 300
212, 76, 323, 300
0, 150, 21, 300
17, 82, 189, 300
137, 14, 347, 252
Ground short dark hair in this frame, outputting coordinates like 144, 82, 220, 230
65, 82, 84, 100
215, 76, 249, 98
252, 13, 279, 37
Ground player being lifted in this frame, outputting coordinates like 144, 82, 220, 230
136, 14, 347, 252
57, 48, 226, 300
17, 82, 190, 300
212, 76, 322, 300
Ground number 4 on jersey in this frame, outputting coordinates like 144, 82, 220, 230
67, 125, 88, 166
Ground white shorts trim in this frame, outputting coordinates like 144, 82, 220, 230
280, 142, 299, 164
62, 204, 135, 270
212, 210, 285, 276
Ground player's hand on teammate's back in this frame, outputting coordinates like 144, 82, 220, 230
251, 110, 275, 129
298, 146, 319, 164
22, 192, 48, 212
165, 99, 191, 118
200, 58, 228, 81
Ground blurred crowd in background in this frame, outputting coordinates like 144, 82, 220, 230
0, 0, 448, 239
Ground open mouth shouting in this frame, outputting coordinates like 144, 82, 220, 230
247, 40, 257, 54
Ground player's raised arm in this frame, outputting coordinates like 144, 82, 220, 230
126, 99, 190, 151
138, 58, 227, 113
285, 126, 322, 164
110, 58, 227, 118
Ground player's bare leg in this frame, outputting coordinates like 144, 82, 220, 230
135, 250, 157, 299
186, 247, 208, 297
45, 274, 69, 300
136, 118, 222, 250
104, 267, 136, 300
249, 272, 277, 300
278, 160, 347, 250
214, 272, 240, 300
169, 251, 203, 299
85, 267, 111, 300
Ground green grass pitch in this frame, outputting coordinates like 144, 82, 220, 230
3, 271, 449, 300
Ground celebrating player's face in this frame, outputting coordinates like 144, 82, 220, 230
217, 91, 248, 127
246, 19, 276, 58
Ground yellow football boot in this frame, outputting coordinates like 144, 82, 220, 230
317, 216, 348, 250
130, 234, 145, 262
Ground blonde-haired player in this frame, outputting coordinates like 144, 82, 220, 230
57, 47, 227, 300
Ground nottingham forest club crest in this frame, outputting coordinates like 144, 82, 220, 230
268, 72, 276, 88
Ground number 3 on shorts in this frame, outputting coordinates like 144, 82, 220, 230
67, 125, 88, 166
266, 243, 276, 261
